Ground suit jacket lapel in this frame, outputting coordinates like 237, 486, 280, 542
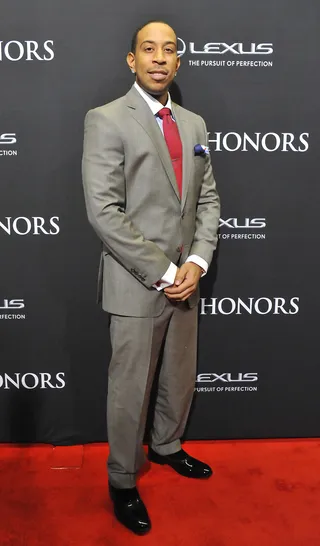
125, 86, 180, 201
172, 103, 193, 211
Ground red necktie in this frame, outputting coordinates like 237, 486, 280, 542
157, 107, 183, 197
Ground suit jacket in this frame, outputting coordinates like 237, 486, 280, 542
82, 84, 220, 317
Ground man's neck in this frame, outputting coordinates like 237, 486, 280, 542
153, 92, 168, 106
135, 81, 169, 106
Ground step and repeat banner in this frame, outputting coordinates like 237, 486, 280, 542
1, 0, 319, 443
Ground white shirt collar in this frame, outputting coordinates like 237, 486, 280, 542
134, 81, 172, 116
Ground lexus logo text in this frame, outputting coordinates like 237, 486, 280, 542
178, 39, 273, 57
197, 373, 258, 383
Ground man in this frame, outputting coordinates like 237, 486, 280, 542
82, 20, 220, 535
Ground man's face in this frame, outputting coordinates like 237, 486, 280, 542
127, 22, 180, 97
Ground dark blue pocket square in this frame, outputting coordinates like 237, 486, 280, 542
194, 144, 209, 156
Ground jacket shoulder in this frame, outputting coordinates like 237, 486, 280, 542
85, 95, 127, 121
173, 103, 205, 126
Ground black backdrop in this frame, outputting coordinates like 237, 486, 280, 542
1, 0, 319, 443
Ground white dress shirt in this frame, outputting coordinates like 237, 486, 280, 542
134, 82, 208, 290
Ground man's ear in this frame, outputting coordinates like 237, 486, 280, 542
176, 55, 181, 73
126, 52, 136, 73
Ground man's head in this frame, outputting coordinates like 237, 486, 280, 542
127, 20, 180, 103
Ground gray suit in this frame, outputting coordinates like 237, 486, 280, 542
82, 84, 220, 487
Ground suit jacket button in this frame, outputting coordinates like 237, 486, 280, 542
176, 245, 182, 253
181, 213, 185, 219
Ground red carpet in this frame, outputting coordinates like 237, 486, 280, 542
0, 440, 320, 545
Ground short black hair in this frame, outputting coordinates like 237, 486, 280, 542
130, 20, 176, 53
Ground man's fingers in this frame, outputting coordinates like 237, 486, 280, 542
174, 264, 188, 286
165, 285, 196, 301
164, 277, 194, 295
165, 262, 202, 299
166, 290, 193, 301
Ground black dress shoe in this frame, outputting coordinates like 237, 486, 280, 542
109, 483, 151, 535
148, 447, 213, 479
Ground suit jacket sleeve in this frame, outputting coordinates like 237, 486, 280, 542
82, 109, 171, 287
189, 117, 220, 267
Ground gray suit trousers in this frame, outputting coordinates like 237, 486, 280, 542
107, 297, 198, 488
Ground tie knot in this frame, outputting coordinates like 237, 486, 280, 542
157, 107, 171, 119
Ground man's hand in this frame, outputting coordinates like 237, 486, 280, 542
164, 262, 203, 301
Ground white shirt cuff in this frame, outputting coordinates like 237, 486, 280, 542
186, 255, 208, 277
152, 262, 177, 291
